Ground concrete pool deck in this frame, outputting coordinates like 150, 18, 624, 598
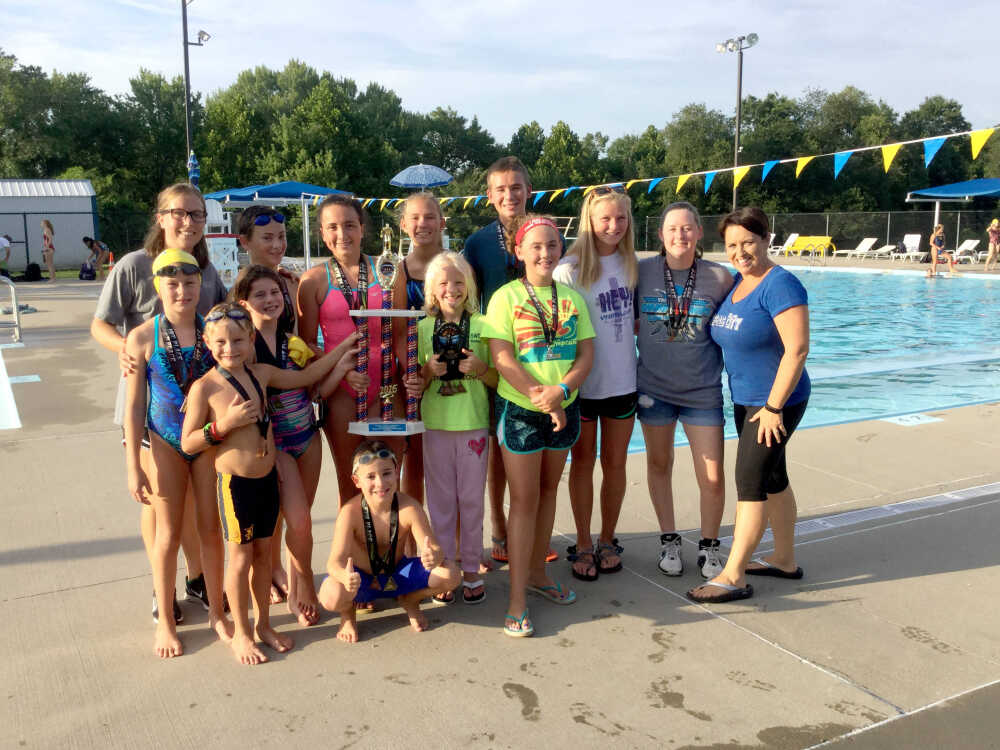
1, 277, 998, 749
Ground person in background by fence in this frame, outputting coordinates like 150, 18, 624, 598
41, 219, 56, 283
83, 236, 111, 281
0, 234, 10, 278
984, 219, 1000, 273
927, 224, 955, 277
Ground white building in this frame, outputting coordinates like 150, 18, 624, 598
0, 179, 99, 272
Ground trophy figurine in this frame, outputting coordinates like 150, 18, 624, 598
348, 223, 425, 436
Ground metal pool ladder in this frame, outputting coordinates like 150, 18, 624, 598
0, 276, 22, 342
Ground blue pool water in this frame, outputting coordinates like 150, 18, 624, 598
628, 267, 1000, 451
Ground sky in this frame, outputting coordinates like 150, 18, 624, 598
2, 0, 997, 146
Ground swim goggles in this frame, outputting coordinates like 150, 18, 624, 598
353, 447, 396, 469
154, 262, 201, 277
254, 212, 285, 226
589, 184, 625, 197
205, 306, 251, 323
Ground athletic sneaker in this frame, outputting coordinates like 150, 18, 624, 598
658, 533, 683, 576
151, 590, 184, 624
185, 574, 209, 611
697, 538, 724, 579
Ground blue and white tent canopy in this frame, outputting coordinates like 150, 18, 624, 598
906, 178, 1000, 202
203, 181, 349, 208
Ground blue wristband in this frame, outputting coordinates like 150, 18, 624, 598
558, 383, 571, 400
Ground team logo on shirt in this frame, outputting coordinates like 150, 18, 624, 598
641, 288, 713, 343
513, 298, 579, 363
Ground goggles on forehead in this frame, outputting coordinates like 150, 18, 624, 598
589, 184, 625, 197
353, 448, 396, 469
205, 307, 250, 323
254, 212, 285, 226
155, 262, 201, 278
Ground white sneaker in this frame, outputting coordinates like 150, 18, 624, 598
658, 533, 683, 576
697, 539, 724, 579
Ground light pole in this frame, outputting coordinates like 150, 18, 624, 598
181, 0, 210, 181
716, 33, 758, 210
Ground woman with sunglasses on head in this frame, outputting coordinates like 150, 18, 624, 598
237, 206, 303, 607
92, 183, 229, 625
636, 202, 734, 581
298, 194, 406, 506
123, 249, 232, 657
552, 186, 638, 582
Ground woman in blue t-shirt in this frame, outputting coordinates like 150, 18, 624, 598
687, 207, 810, 603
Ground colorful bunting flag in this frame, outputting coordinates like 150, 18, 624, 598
647, 177, 665, 194
674, 175, 691, 192
703, 171, 717, 193
548, 189, 565, 203
881, 143, 902, 173
473, 196, 484, 207
795, 156, 814, 178
923, 137, 945, 167
762, 160, 779, 182
463, 196, 475, 209
532, 192, 546, 206
833, 151, 853, 179
625, 179, 638, 191
733, 165, 752, 188
971, 128, 995, 159
379, 199, 389, 211
564, 187, 579, 197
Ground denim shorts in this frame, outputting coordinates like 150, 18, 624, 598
636, 392, 724, 427
496, 393, 581, 454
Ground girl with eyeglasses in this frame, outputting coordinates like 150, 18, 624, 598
92, 183, 230, 627
552, 186, 638, 582
122, 250, 229, 658
298, 195, 407, 506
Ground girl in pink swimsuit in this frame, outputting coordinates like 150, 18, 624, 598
298, 195, 405, 505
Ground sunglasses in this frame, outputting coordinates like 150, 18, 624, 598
158, 208, 208, 222
254, 212, 285, 226
353, 448, 396, 467
205, 307, 251, 323
590, 184, 625, 197
155, 262, 200, 277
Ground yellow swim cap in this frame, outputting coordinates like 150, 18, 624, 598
152, 249, 200, 292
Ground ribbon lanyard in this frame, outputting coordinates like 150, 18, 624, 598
361, 494, 399, 591
497, 222, 524, 281
662, 259, 698, 331
278, 276, 296, 333
521, 278, 558, 348
160, 315, 205, 395
216, 364, 270, 438
331, 256, 368, 312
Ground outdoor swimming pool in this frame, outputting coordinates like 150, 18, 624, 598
629, 267, 1000, 451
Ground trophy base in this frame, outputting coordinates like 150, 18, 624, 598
348, 420, 425, 436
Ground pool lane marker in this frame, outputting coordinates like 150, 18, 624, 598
0, 347, 22, 429
8, 375, 39, 384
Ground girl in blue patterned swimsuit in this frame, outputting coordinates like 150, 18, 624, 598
234, 265, 345, 627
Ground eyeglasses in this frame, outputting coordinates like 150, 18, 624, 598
155, 263, 200, 277
159, 208, 208, 223
353, 448, 396, 467
254, 212, 285, 226
205, 307, 250, 323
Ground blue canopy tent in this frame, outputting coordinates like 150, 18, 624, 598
203, 181, 350, 267
906, 178, 1000, 231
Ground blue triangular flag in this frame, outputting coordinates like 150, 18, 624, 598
564, 186, 579, 197
762, 160, 779, 182
924, 137, 946, 168
704, 171, 717, 193
474, 196, 484, 207
532, 192, 546, 206
833, 151, 853, 179
647, 177, 664, 194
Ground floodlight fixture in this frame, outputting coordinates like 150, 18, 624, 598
714, 33, 761, 209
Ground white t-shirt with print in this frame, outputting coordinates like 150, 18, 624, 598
553, 253, 636, 400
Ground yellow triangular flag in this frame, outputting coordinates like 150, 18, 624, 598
625, 179, 638, 191
971, 128, 995, 160
732, 165, 752, 188
881, 143, 902, 172
379, 199, 389, 211
439, 197, 448, 205
463, 196, 475, 209
675, 174, 691, 192
312, 195, 321, 206
583, 186, 596, 196
795, 156, 814, 178
548, 189, 565, 203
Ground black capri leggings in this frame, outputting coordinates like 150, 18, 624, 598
733, 399, 808, 501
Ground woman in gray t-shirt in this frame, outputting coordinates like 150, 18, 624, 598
635, 202, 733, 581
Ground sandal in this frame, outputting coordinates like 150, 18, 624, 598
566, 544, 599, 582
527, 581, 577, 605
503, 609, 534, 638
462, 579, 486, 605
491, 536, 509, 563
545, 547, 558, 563
433, 590, 455, 604
596, 539, 623, 574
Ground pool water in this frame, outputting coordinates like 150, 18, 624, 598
628, 268, 1000, 451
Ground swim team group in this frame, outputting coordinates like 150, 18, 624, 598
90, 155, 811, 664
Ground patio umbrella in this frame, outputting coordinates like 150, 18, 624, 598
389, 163, 453, 189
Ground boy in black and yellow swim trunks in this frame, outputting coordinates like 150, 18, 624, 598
181, 302, 358, 665
318, 441, 460, 643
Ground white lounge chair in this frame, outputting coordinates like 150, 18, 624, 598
860, 243, 895, 261
891, 234, 924, 262
832, 237, 877, 258
768, 233, 799, 257
952, 239, 980, 263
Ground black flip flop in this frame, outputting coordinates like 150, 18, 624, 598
686, 582, 753, 603
567, 545, 599, 582
745, 559, 804, 579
